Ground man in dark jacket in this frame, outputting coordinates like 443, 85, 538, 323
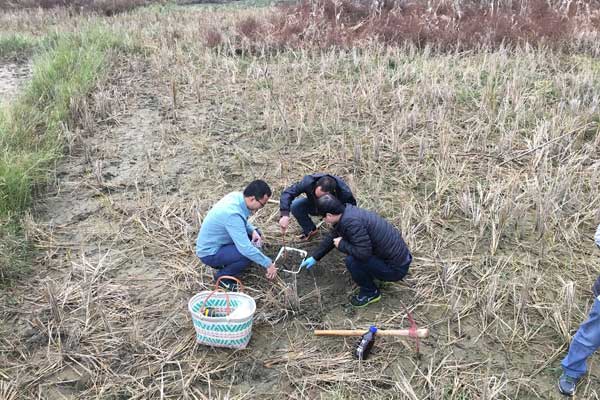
300, 194, 412, 307
279, 173, 356, 240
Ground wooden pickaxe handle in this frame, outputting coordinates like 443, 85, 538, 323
314, 328, 429, 338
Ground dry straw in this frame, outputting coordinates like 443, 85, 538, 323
1, 0, 600, 398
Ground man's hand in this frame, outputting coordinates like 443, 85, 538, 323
251, 229, 263, 248
300, 257, 317, 270
266, 263, 278, 280
333, 237, 342, 248
279, 216, 290, 233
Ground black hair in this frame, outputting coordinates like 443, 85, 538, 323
243, 180, 272, 199
316, 176, 337, 194
316, 194, 346, 216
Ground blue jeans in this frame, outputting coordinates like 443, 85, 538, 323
561, 297, 600, 379
345, 255, 411, 296
291, 197, 320, 235
200, 244, 251, 280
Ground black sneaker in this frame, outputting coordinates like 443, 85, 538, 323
350, 291, 381, 308
217, 278, 239, 292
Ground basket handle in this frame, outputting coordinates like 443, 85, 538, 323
200, 288, 232, 315
214, 275, 245, 293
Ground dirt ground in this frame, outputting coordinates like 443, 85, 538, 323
1, 12, 600, 397
0, 61, 30, 105
0, 56, 424, 399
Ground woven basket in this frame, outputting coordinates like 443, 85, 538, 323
188, 276, 256, 349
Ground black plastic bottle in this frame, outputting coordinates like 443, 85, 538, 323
354, 326, 377, 360
203, 307, 221, 317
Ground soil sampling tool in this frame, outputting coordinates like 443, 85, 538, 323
276, 220, 323, 274
315, 326, 429, 359
314, 310, 429, 356
275, 246, 308, 274
314, 328, 429, 337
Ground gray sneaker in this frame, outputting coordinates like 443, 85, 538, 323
558, 373, 580, 397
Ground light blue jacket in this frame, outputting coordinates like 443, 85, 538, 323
195, 192, 272, 268
595, 224, 600, 248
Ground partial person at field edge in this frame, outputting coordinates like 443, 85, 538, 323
558, 223, 600, 397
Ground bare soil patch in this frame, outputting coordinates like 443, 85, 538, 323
0, 56, 425, 399
0, 61, 31, 105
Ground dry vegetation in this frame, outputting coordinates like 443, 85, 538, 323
204, 0, 600, 52
0, 0, 161, 15
1, 0, 600, 399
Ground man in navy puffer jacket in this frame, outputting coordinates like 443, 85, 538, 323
300, 194, 412, 307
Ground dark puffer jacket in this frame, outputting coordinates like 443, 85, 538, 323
279, 173, 356, 217
311, 205, 412, 271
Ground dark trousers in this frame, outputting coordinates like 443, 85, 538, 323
200, 244, 251, 279
345, 255, 411, 296
291, 197, 319, 235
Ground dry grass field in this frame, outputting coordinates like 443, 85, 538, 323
1, 1, 600, 398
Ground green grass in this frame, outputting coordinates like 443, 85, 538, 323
0, 33, 37, 59
0, 220, 30, 282
0, 26, 127, 283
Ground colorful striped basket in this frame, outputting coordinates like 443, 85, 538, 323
188, 276, 256, 350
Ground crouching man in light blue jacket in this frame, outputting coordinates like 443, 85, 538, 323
195, 180, 277, 291
558, 223, 600, 396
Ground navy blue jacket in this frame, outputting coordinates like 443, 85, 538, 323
279, 173, 356, 217
311, 205, 412, 271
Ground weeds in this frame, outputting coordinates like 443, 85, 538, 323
0, 27, 126, 280
200, 0, 600, 53
0, 33, 37, 60
0, 0, 159, 15
0, 220, 30, 283
0, 27, 123, 215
